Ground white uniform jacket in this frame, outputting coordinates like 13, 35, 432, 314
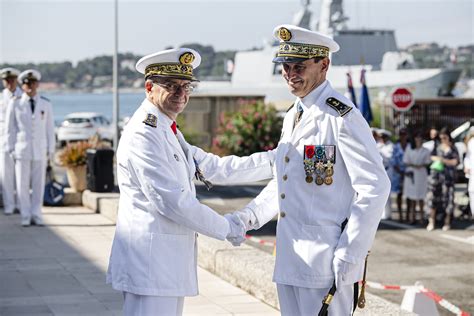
5, 93, 55, 160
0, 87, 22, 151
107, 98, 274, 297
246, 81, 390, 289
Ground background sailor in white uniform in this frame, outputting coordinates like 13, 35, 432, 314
0, 68, 22, 215
106, 48, 275, 316
232, 25, 390, 315
5, 69, 55, 226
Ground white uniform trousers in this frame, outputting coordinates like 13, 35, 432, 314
1, 152, 16, 214
277, 283, 354, 316
15, 159, 46, 222
123, 292, 184, 316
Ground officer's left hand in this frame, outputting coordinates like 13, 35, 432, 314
332, 257, 357, 289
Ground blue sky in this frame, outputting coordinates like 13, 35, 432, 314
0, 0, 472, 64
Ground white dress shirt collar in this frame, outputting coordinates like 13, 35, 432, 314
297, 80, 329, 110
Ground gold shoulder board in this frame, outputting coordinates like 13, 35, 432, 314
326, 97, 352, 117
143, 113, 157, 128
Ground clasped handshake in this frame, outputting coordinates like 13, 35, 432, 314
223, 208, 257, 246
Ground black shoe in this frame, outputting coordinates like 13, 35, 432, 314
31, 217, 44, 226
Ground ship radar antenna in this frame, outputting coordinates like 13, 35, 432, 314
292, 0, 313, 30
317, 0, 349, 35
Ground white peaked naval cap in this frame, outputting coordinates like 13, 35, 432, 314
18, 69, 42, 83
272, 24, 340, 63
136, 48, 201, 81
0, 67, 21, 79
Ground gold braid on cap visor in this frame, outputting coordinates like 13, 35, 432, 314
277, 42, 329, 59
145, 63, 194, 80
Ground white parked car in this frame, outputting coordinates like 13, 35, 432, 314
57, 112, 114, 146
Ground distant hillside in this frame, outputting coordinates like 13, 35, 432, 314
2, 42, 472, 91
0, 44, 236, 90
402, 43, 474, 77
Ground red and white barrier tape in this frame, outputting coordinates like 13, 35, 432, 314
366, 281, 471, 316
366, 281, 416, 291
420, 288, 471, 316
245, 234, 275, 247
242, 240, 471, 316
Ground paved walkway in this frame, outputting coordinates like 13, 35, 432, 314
0, 206, 278, 315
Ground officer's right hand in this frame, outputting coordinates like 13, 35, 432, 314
235, 207, 259, 231
224, 213, 246, 246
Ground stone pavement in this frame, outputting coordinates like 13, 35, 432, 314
0, 206, 279, 316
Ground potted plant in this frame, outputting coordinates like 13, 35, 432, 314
58, 140, 94, 192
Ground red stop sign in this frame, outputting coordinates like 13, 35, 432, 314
391, 87, 414, 111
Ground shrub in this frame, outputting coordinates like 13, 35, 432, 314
58, 135, 111, 167
212, 102, 283, 156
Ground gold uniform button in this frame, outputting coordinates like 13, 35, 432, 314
280, 193, 286, 199
283, 175, 288, 181
284, 156, 290, 163
280, 211, 286, 218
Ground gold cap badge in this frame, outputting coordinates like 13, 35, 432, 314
179, 52, 195, 65
278, 27, 292, 41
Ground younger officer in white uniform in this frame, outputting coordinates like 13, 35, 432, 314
6, 70, 55, 226
233, 25, 390, 315
0, 68, 22, 215
106, 48, 275, 316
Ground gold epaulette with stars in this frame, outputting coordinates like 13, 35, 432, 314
326, 97, 352, 117
143, 113, 157, 128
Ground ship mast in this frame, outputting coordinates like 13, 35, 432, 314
316, 0, 349, 35
292, 0, 312, 30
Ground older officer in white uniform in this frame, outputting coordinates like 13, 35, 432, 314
0, 68, 22, 215
233, 25, 390, 315
6, 70, 55, 226
106, 48, 275, 316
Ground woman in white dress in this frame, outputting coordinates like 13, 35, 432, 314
403, 132, 432, 224
465, 127, 474, 217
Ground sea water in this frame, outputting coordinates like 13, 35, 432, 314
45, 92, 144, 125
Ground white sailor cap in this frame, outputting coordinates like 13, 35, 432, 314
1, 67, 21, 79
272, 24, 340, 63
378, 129, 392, 138
135, 48, 201, 81
18, 69, 41, 84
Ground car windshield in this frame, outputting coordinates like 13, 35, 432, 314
66, 118, 91, 124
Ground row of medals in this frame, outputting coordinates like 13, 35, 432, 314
304, 160, 334, 185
